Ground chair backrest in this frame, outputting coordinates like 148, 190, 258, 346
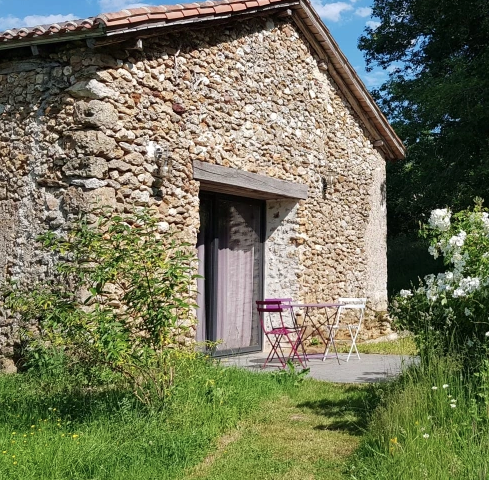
256, 299, 294, 332
335, 297, 367, 326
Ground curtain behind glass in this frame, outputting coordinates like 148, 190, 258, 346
215, 199, 261, 351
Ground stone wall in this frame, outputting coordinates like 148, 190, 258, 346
0, 14, 389, 363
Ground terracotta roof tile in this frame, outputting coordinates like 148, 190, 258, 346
165, 11, 185, 20
0, 0, 290, 44
127, 14, 151, 24
196, 7, 216, 14
166, 4, 185, 11
230, 3, 247, 11
214, 5, 233, 13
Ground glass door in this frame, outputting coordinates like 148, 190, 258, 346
196, 193, 264, 355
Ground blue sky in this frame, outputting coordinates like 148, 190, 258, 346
0, 0, 385, 88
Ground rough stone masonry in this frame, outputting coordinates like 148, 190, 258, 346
0, 14, 392, 369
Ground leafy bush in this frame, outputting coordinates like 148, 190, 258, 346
3, 208, 199, 405
391, 200, 489, 366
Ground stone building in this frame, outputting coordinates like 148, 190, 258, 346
0, 0, 404, 365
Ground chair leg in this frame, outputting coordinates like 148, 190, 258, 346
346, 325, 361, 361
285, 332, 307, 369
322, 326, 340, 364
263, 335, 287, 368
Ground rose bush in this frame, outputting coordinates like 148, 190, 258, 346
392, 200, 489, 366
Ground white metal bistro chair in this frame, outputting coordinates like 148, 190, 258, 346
323, 297, 367, 362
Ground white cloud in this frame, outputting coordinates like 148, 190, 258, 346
366, 20, 381, 30
360, 69, 387, 88
355, 7, 372, 17
0, 14, 77, 31
311, 1, 354, 22
98, 0, 150, 12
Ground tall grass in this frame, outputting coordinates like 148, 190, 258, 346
0, 355, 289, 480
350, 354, 489, 479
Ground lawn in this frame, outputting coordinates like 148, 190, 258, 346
4, 337, 485, 480
0, 356, 378, 480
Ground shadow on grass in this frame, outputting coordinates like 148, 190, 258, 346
296, 384, 384, 436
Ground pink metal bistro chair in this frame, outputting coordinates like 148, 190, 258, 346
256, 299, 307, 369
323, 297, 367, 362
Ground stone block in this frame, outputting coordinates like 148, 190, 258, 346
63, 156, 108, 179
73, 100, 119, 129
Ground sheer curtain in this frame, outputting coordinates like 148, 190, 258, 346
196, 195, 262, 353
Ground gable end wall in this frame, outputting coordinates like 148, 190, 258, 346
0, 15, 389, 363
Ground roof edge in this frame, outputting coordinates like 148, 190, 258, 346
296, 0, 404, 160
0, 0, 404, 160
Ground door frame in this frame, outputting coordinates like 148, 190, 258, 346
199, 191, 265, 356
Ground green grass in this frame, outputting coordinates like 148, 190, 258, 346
0, 357, 376, 480
0, 358, 284, 479
184, 380, 378, 480
336, 336, 418, 356
350, 355, 489, 479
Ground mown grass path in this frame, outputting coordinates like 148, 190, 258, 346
184, 380, 376, 480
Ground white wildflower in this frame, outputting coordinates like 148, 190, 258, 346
428, 245, 439, 259
453, 288, 466, 298
450, 403, 456, 408
428, 208, 451, 231
426, 290, 438, 302
399, 289, 413, 298
485, 332, 489, 337
442, 384, 449, 389
432, 386, 438, 390
465, 308, 472, 317
423, 433, 430, 439
461, 277, 480, 293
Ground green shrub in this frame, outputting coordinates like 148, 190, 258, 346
3, 208, 199, 406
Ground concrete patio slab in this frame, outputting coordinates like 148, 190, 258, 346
219, 352, 417, 383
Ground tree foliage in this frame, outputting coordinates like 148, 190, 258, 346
359, 0, 489, 235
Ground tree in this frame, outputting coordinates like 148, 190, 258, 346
359, 0, 489, 236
